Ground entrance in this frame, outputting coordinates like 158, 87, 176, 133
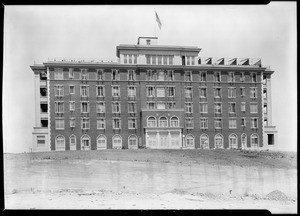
146, 129, 182, 149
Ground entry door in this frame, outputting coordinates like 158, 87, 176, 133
160, 135, 168, 148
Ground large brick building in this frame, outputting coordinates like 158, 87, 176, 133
30, 37, 277, 152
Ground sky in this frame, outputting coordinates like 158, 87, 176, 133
3, 3, 297, 153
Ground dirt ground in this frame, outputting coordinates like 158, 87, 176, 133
4, 149, 298, 213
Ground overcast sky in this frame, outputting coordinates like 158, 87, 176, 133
3, 3, 297, 153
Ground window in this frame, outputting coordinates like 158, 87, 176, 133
163, 56, 168, 65
251, 73, 257, 82
186, 56, 190, 65
80, 69, 88, 80
228, 72, 235, 82
128, 102, 137, 113
240, 72, 245, 82
128, 70, 135, 81
200, 134, 209, 149
185, 71, 192, 81
96, 102, 105, 113
185, 102, 193, 113
241, 118, 246, 127
263, 89, 267, 99
156, 87, 165, 97
40, 71, 47, 80
240, 87, 245, 97
229, 119, 237, 129
166, 70, 174, 81
166, 102, 176, 109
54, 68, 63, 80
128, 135, 138, 149
157, 55, 162, 65
70, 118, 75, 128
250, 103, 258, 113
112, 102, 121, 113
229, 134, 238, 149
69, 101, 75, 112
268, 134, 274, 145
200, 103, 208, 113
69, 85, 75, 94
228, 103, 236, 114
70, 135, 76, 148
215, 118, 222, 129
262, 75, 267, 85
241, 134, 247, 149
128, 86, 136, 97
157, 70, 165, 81
214, 87, 222, 98
214, 134, 223, 149
167, 86, 175, 97
200, 71, 207, 82
37, 136, 45, 145
147, 86, 155, 97
159, 116, 168, 127
168, 56, 173, 65
112, 69, 120, 81
251, 118, 258, 128
185, 87, 193, 98
200, 118, 208, 129
112, 86, 120, 97
134, 55, 137, 64
97, 69, 104, 80
214, 72, 221, 82
128, 55, 132, 64
185, 118, 194, 129
81, 118, 90, 129
81, 135, 90, 149
55, 119, 65, 130
55, 135, 65, 150
128, 118, 137, 129
97, 118, 106, 129
96, 86, 105, 97
147, 116, 156, 127
170, 116, 179, 127
55, 85, 64, 97
251, 134, 259, 147
250, 87, 257, 98
228, 87, 236, 98
214, 103, 222, 114
186, 135, 195, 148
124, 54, 128, 64
80, 85, 89, 97
40, 87, 47, 97
113, 118, 121, 129
263, 105, 267, 114
199, 87, 207, 98
241, 102, 246, 112
152, 55, 157, 64
81, 102, 89, 113
147, 102, 156, 109
146, 55, 151, 64
147, 70, 155, 80
97, 135, 107, 149
69, 68, 74, 79
157, 102, 166, 110
112, 135, 122, 149
55, 102, 64, 113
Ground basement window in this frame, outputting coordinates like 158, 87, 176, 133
37, 136, 45, 146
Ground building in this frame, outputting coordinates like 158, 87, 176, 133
30, 37, 277, 152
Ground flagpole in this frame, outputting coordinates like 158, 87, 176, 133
154, 8, 156, 37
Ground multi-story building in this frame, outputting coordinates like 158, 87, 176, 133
30, 37, 277, 152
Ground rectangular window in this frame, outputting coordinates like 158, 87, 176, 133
166, 102, 176, 109
128, 118, 137, 129
128, 102, 137, 113
113, 118, 121, 129
157, 70, 165, 81
228, 87, 236, 98
240, 87, 245, 97
124, 54, 128, 64
80, 85, 89, 97
69, 68, 74, 79
215, 118, 222, 129
185, 118, 194, 129
97, 69, 104, 80
250, 87, 257, 98
251, 118, 258, 128
169, 56, 173, 65
214, 103, 222, 113
55, 119, 65, 130
146, 55, 151, 64
112, 86, 120, 97
157, 55, 162, 65
112, 102, 121, 113
69, 101, 75, 112
81, 118, 90, 130
199, 87, 207, 98
37, 136, 45, 145
163, 56, 168, 65
228, 72, 235, 82
147, 70, 156, 81
128, 70, 135, 81
200, 103, 208, 113
129, 55, 132, 64
55, 102, 64, 113
112, 69, 120, 81
240, 72, 245, 82
147, 102, 156, 109
250, 103, 258, 113
152, 55, 156, 64
157, 102, 166, 110
191, 56, 195, 65
54, 68, 63, 80
156, 87, 165, 97
214, 72, 221, 82
251, 73, 257, 82
241, 118, 246, 127
81, 102, 89, 113
229, 103, 236, 114
185, 71, 192, 81
97, 102, 105, 113
167, 86, 175, 97
200, 118, 208, 129
80, 69, 88, 80
70, 118, 75, 128
69, 85, 75, 94
128, 86, 136, 97
147, 86, 155, 97
96, 85, 105, 97
214, 87, 222, 98
241, 102, 246, 112
185, 102, 193, 113
166, 70, 174, 81
55, 85, 64, 97
186, 56, 190, 65
134, 55, 137, 64
185, 87, 193, 98
200, 71, 207, 82
97, 118, 106, 129
229, 119, 237, 129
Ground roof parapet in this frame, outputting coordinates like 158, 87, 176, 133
46, 57, 119, 64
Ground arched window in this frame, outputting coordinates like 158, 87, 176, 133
251, 134, 259, 148
81, 135, 91, 150
113, 135, 122, 149
229, 134, 238, 149
147, 116, 156, 127
128, 135, 138, 149
186, 134, 195, 148
170, 116, 179, 127
69, 135, 76, 151
159, 116, 168, 127
55, 135, 65, 151
97, 135, 107, 150
241, 134, 247, 149
200, 134, 209, 149
214, 134, 223, 149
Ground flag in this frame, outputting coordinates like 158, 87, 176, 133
155, 11, 162, 30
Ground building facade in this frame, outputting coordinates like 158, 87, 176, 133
30, 37, 277, 152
